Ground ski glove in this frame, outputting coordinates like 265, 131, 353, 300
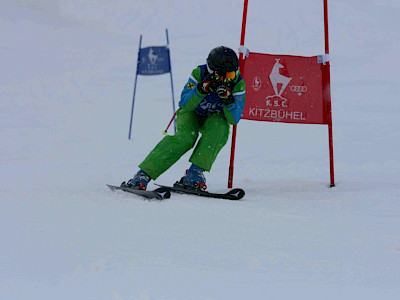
197, 73, 220, 94
216, 84, 235, 105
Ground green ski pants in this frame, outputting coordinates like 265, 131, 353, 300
139, 109, 230, 180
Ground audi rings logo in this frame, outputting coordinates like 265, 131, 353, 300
290, 85, 308, 95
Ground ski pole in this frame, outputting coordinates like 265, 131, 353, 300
162, 108, 180, 135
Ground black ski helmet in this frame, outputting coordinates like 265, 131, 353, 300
207, 46, 239, 74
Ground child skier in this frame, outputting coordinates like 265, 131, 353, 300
126, 46, 246, 191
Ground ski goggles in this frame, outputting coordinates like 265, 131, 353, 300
222, 71, 236, 80
212, 70, 236, 81
207, 64, 236, 80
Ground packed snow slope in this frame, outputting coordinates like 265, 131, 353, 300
1, 0, 400, 299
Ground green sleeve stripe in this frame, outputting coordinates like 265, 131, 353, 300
223, 106, 236, 125
191, 67, 202, 82
189, 75, 198, 84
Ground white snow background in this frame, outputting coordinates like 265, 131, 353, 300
1, 0, 400, 299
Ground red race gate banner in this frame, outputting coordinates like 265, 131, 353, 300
242, 53, 329, 125
228, 0, 334, 188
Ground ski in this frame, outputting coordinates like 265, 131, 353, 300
155, 183, 245, 200
107, 183, 171, 200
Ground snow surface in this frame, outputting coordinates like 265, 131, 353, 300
1, 0, 400, 299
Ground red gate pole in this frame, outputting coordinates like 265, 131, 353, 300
324, 0, 335, 187
228, 0, 249, 188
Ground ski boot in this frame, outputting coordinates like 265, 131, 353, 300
126, 170, 151, 190
178, 164, 207, 191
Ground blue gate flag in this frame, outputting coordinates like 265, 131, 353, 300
137, 46, 171, 75
129, 30, 176, 140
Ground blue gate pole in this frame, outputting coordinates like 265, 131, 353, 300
166, 29, 177, 133
128, 35, 142, 140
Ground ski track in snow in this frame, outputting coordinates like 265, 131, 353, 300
1, 0, 400, 299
